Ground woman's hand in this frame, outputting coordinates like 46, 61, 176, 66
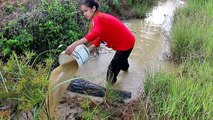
65, 38, 88, 55
88, 44, 97, 53
65, 43, 77, 55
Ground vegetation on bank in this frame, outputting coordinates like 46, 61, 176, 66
0, 52, 54, 119
144, 0, 213, 119
99, 0, 157, 19
0, 0, 157, 119
0, 0, 85, 60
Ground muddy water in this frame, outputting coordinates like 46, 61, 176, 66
78, 0, 185, 101
41, 60, 79, 119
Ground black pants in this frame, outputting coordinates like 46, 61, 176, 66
106, 48, 133, 84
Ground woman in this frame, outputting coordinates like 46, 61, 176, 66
65, 0, 135, 84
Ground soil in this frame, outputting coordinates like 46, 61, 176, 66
0, 0, 28, 8
56, 91, 147, 120
0, 0, 28, 26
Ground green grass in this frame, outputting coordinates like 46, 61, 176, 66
144, 0, 213, 119
0, 52, 54, 119
145, 62, 213, 119
129, 0, 158, 18
171, 0, 213, 63
100, 0, 157, 19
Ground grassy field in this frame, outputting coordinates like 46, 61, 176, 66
144, 0, 213, 119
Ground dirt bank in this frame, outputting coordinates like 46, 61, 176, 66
56, 91, 147, 120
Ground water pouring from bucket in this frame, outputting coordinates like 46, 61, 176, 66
40, 44, 90, 120
59, 44, 90, 68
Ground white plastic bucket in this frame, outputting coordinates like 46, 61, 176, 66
59, 44, 90, 68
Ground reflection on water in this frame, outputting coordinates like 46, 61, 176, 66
78, 0, 184, 101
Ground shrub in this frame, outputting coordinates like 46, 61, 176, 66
0, 52, 54, 111
0, 0, 86, 60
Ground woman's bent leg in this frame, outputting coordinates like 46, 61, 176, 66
106, 48, 133, 84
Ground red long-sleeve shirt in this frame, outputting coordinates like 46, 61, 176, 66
85, 12, 135, 51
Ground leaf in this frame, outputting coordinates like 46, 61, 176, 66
6, 39, 19, 47
0, 40, 3, 47
2, 48, 11, 56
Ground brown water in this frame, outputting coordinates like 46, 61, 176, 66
41, 60, 79, 119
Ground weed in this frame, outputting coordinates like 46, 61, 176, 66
0, 51, 54, 118
144, 1, 213, 116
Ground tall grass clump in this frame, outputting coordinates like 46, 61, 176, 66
144, 0, 213, 119
144, 61, 213, 119
127, 0, 157, 18
171, 0, 213, 63
0, 52, 54, 119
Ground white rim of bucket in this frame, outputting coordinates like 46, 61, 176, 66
58, 44, 90, 67
72, 44, 90, 67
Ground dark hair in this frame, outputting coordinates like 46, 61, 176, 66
81, 0, 99, 10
